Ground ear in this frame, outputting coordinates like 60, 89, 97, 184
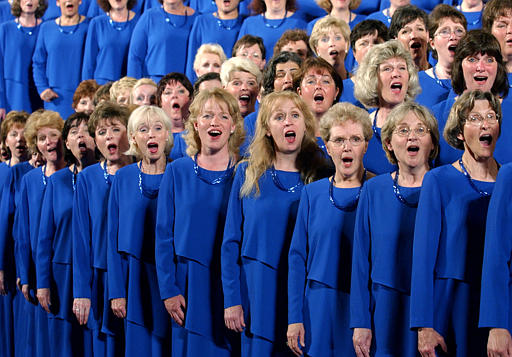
362, 141, 369, 155
335, 87, 339, 99
65, 140, 71, 151
429, 37, 436, 51
193, 120, 199, 131
385, 139, 393, 153
260, 59, 266, 70
456, 130, 464, 142
297, 86, 301, 95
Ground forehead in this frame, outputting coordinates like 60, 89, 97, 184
330, 120, 364, 134
275, 61, 300, 70
7, 122, 25, 131
471, 99, 493, 111
402, 17, 426, 28
237, 44, 261, 54
283, 40, 307, 49
199, 52, 221, 61
304, 66, 333, 78
203, 98, 230, 111
37, 126, 61, 135
355, 30, 380, 42
437, 17, 465, 28
229, 71, 257, 81
396, 111, 424, 126
135, 84, 156, 93
271, 98, 299, 112
493, 10, 512, 23
97, 117, 125, 128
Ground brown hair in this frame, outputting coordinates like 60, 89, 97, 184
72, 80, 99, 109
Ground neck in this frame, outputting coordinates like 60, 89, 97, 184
330, 7, 350, 22
460, 1, 483, 12
273, 151, 299, 171
388, 6, 397, 17
416, 56, 430, 72
60, 13, 80, 25
105, 155, 132, 175
109, 7, 129, 21
435, 62, 452, 79
333, 165, 364, 188
164, 2, 185, 14
506, 60, 512, 74
333, 60, 348, 80
18, 12, 37, 26
140, 156, 166, 174
461, 151, 497, 181
265, 7, 286, 19
9, 154, 28, 166
197, 146, 231, 170
396, 162, 429, 187
216, 8, 238, 20
75, 154, 96, 172
45, 158, 66, 176
375, 106, 393, 128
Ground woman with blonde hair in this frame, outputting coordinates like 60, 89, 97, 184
130, 78, 157, 106
156, 88, 244, 356
222, 91, 327, 356
188, 43, 228, 83
110, 76, 137, 106
107, 105, 172, 357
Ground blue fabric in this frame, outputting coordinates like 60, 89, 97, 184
480, 163, 512, 330
170, 131, 187, 160
82, 14, 139, 84
127, 7, 197, 81
222, 162, 302, 349
237, 13, 307, 62
365, 10, 391, 27
416, 70, 451, 108
32, 18, 90, 119
350, 173, 420, 355
106, 163, 170, 351
461, 10, 482, 31
188, 0, 249, 16
155, 158, 238, 356
86, 1, 143, 19
410, 164, 493, 355
306, 12, 366, 34
42, 0, 90, 21
288, 178, 359, 356
186, 12, 242, 83
353, 1, 380, 16
363, 119, 396, 175
0, 1, 13, 23
380, 0, 440, 12
294, 0, 325, 22
240, 111, 257, 157
0, 21, 42, 112
339, 78, 364, 108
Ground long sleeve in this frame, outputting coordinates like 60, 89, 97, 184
0, 170, 14, 270
81, 19, 99, 81
287, 188, 310, 325
185, 16, 200, 82
155, 165, 181, 300
0, 24, 6, 109
36, 176, 56, 289
221, 168, 245, 308
350, 185, 372, 329
410, 172, 442, 329
32, 26, 50, 93
126, 15, 148, 79
479, 165, 512, 329
16, 176, 30, 285
72, 173, 93, 299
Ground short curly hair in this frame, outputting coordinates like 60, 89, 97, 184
427, 5, 467, 60
389, 5, 428, 40
482, 0, 512, 33
319, 102, 372, 144
273, 29, 313, 58
156, 73, 193, 107
1, 110, 29, 147
11, 0, 47, 18
248, 0, 296, 14
309, 16, 351, 56
72, 79, 99, 109
315, 0, 360, 13
24, 110, 64, 154
262, 51, 303, 96
293, 56, 343, 102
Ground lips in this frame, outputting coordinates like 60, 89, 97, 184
448, 45, 457, 53
284, 130, 296, 143
171, 102, 181, 110
479, 133, 493, 146
208, 129, 222, 137
410, 41, 422, 49
78, 141, 87, 152
329, 50, 339, 57
390, 82, 403, 94
239, 95, 250, 106
341, 157, 353, 167
313, 93, 324, 103
107, 143, 117, 155
147, 142, 159, 154
474, 75, 488, 84
407, 145, 419, 152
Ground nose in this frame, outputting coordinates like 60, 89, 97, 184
284, 72, 293, 84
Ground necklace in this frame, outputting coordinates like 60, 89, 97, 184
329, 170, 366, 211
270, 166, 303, 193
71, 164, 78, 192
392, 170, 419, 208
372, 109, 381, 141
433, 66, 450, 89
163, 7, 188, 27
16, 19, 37, 35
384, 8, 392, 25
108, 11, 130, 31
263, 10, 287, 29
215, 15, 240, 31
458, 158, 493, 197
138, 161, 160, 199
57, 15, 81, 34
42, 164, 47, 186
102, 161, 111, 186
193, 154, 233, 185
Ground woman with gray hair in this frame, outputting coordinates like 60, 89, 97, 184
287, 102, 372, 357
354, 39, 420, 175
107, 105, 173, 356
410, 90, 501, 357
351, 101, 439, 357
155, 88, 245, 356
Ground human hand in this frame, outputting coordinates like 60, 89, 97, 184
488, 328, 512, 357
287, 322, 305, 356
418, 327, 448, 357
164, 295, 186, 326
40, 89, 58, 102
353, 328, 372, 357
73, 298, 91, 325
224, 304, 245, 332
37, 288, 51, 313
111, 298, 126, 318
0, 270, 5, 295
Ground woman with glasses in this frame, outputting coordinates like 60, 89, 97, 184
416, 5, 467, 108
410, 90, 500, 357
351, 102, 439, 357
287, 103, 372, 357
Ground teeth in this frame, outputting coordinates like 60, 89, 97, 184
474, 76, 487, 82
407, 147, 419, 152
314, 95, 324, 101
239, 95, 249, 100
209, 130, 221, 136
285, 131, 296, 137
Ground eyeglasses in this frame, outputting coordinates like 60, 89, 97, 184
466, 112, 499, 126
329, 136, 364, 146
394, 125, 430, 137
435, 27, 465, 39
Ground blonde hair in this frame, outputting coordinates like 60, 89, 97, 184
315, 0, 361, 13
126, 106, 173, 158
220, 57, 263, 87
110, 77, 137, 103
193, 44, 228, 73
184, 88, 245, 158
130, 78, 157, 104
354, 40, 420, 109
319, 102, 372, 143
240, 91, 326, 197
381, 101, 440, 165
24, 110, 64, 153
309, 16, 351, 56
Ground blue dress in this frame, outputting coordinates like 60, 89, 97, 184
82, 14, 139, 85
237, 13, 307, 62
306, 13, 365, 33
410, 164, 493, 357
127, 7, 197, 82
416, 70, 451, 108
32, 18, 90, 119
185, 13, 242, 83
366, 10, 391, 27
350, 174, 421, 356
73, 163, 124, 357
107, 163, 171, 357
37, 167, 90, 357
339, 78, 364, 108
353, 1, 380, 16
0, 21, 43, 113
221, 162, 301, 356
169, 132, 187, 161
155, 157, 239, 356
288, 178, 359, 356
479, 163, 512, 331
0, 1, 13, 24
16, 166, 52, 356
364, 112, 396, 175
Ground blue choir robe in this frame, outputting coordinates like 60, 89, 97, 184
185, 13, 242, 83
339, 78, 364, 109
237, 14, 307, 62
288, 178, 359, 356
42, 0, 90, 21
380, 0, 440, 12
155, 157, 239, 356
0, 21, 43, 113
16, 166, 51, 356
82, 14, 139, 85
239, 111, 258, 157
32, 18, 90, 119
127, 7, 197, 82
221, 162, 302, 356
353, 1, 380, 16
363, 111, 396, 175
416, 70, 451, 108
365, 10, 391, 27
350, 173, 421, 356
480, 163, 512, 331
0, 1, 13, 23
169, 132, 187, 161
72, 163, 124, 357
410, 164, 494, 357
37, 167, 90, 357
459, 9, 482, 31
107, 163, 170, 357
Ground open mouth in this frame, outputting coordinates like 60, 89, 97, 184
474, 76, 488, 83
65, 3, 74, 9
480, 134, 493, 145
313, 94, 324, 103
410, 42, 422, 49
208, 130, 222, 137
407, 145, 419, 152
448, 45, 457, 53
107, 143, 117, 154
147, 142, 159, 154
284, 130, 296, 143
329, 50, 339, 57
78, 141, 87, 152
239, 95, 250, 106
172, 102, 181, 110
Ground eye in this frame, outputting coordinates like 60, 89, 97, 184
321, 36, 329, 43
455, 28, 465, 37
335, 36, 342, 41
138, 126, 148, 133
274, 113, 284, 121
38, 135, 46, 142
275, 72, 285, 78
332, 137, 344, 145
178, 89, 186, 94
163, 91, 171, 96
113, 127, 121, 133
97, 129, 106, 136
202, 113, 212, 120
486, 57, 496, 64
222, 114, 230, 120
466, 57, 477, 63
292, 112, 300, 119
351, 136, 362, 144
